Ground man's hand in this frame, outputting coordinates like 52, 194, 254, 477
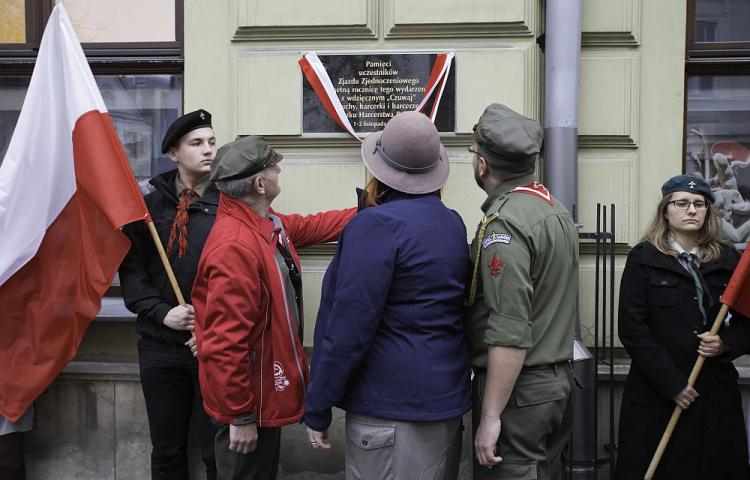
163, 304, 195, 331
474, 416, 503, 468
229, 423, 258, 454
307, 427, 331, 450
697, 332, 727, 357
184, 336, 198, 357
673, 385, 699, 410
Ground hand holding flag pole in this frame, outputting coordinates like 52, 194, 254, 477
144, 221, 195, 339
645, 246, 750, 479
644, 303, 729, 479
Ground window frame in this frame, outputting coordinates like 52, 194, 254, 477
683, 0, 750, 170
0, 1, 185, 301
0, 0, 44, 56
686, 0, 750, 59
0, 0, 183, 58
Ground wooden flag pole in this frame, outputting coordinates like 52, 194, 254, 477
145, 220, 195, 338
644, 303, 730, 479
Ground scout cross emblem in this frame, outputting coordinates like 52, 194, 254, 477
688, 181, 696, 189
488, 255, 504, 277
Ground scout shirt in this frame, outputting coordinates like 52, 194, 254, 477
464, 173, 579, 369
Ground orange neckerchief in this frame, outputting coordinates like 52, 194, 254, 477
167, 187, 198, 258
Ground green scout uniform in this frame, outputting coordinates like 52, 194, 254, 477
465, 173, 578, 480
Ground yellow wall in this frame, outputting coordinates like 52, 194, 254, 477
577, 0, 687, 344
185, 0, 688, 347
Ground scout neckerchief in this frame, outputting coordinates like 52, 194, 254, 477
270, 215, 304, 343
670, 238, 713, 330
509, 181, 554, 205
467, 181, 554, 306
167, 175, 209, 258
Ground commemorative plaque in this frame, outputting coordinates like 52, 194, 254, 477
302, 53, 456, 133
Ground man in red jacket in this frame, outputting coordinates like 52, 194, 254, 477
192, 135, 355, 480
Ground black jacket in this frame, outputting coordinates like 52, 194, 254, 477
119, 169, 218, 346
616, 241, 750, 480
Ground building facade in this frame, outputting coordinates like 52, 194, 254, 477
3, 0, 749, 478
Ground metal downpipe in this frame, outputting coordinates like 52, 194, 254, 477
543, 1, 598, 479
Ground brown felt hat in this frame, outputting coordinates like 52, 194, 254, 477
361, 111, 449, 194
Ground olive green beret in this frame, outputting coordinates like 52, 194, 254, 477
473, 104, 542, 167
210, 136, 282, 182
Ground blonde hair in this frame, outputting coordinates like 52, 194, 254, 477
642, 193, 729, 262
363, 177, 389, 208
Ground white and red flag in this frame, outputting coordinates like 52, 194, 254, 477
0, 4, 150, 421
722, 246, 750, 317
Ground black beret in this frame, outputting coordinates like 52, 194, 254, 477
661, 174, 714, 203
210, 136, 283, 182
161, 109, 212, 154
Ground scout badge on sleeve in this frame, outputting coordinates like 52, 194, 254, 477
482, 231, 511, 249
488, 255, 504, 278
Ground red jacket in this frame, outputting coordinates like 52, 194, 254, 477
192, 194, 355, 427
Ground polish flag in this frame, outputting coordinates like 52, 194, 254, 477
0, 4, 150, 421
722, 246, 750, 318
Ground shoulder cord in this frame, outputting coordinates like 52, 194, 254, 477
467, 212, 500, 306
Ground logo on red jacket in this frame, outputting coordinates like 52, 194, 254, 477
273, 361, 290, 392
488, 255, 504, 278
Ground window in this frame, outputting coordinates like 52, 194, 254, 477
0, 0, 183, 186
688, 0, 750, 56
685, 0, 750, 243
0, 0, 26, 44
64, 0, 177, 44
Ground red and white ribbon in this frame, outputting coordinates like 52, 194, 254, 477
416, 52, 454, 122
299, 52, 361, 140
299, 52, 454, 139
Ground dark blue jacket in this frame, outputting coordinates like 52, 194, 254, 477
304, 192, 472, 431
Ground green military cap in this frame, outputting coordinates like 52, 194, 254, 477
473, 104, 542, 168
209, 135, 283, 182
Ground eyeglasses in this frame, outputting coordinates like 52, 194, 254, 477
669, 199, 708, 211
468, 146, 481, 156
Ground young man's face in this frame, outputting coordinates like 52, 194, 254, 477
169, 127, 217, 179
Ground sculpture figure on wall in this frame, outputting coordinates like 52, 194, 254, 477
685, 128, 750, 243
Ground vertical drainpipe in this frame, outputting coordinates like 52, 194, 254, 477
543, 1, 597, 479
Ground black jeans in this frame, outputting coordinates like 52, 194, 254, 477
214, 424, 281, 480
0, 432, 24, 480
139, 340, 218, 480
